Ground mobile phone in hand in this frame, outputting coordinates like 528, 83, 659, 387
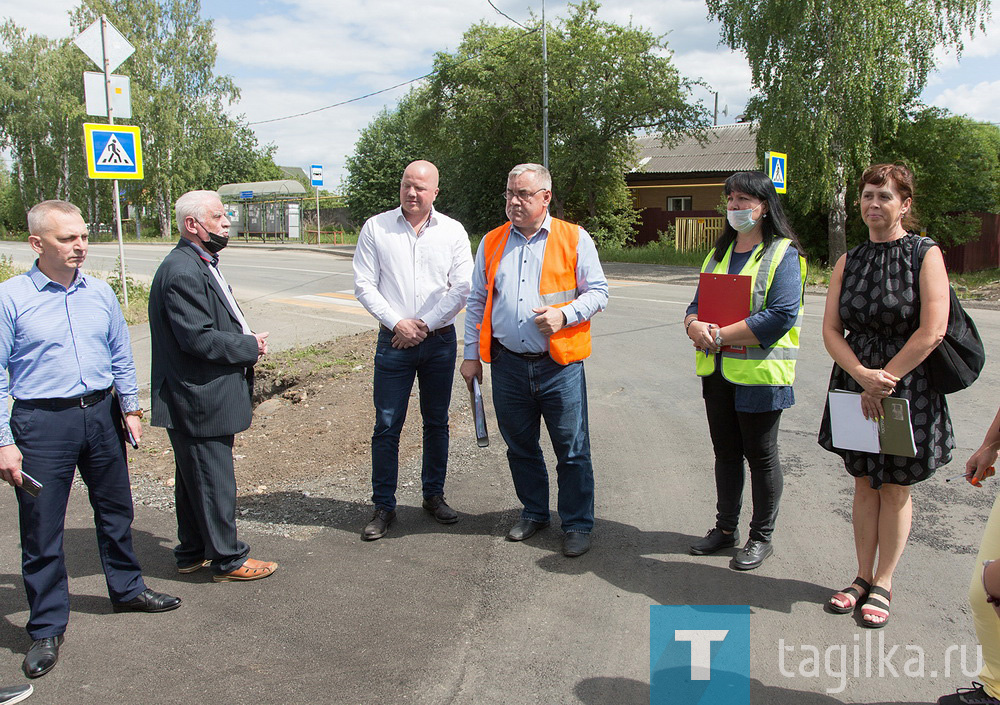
19, 471, 43, 497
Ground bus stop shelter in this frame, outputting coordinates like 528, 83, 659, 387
218, 179, 307, 242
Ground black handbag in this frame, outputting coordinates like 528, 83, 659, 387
911, 236, 986, 394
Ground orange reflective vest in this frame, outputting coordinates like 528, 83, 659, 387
477, 218, 591, 366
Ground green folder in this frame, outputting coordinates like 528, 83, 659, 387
877, 397, 917, 458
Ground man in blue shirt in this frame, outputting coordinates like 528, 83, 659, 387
461, 164, 608, 558
0, 201, 180, 680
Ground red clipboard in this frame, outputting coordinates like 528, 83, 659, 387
698, 273, 752, 352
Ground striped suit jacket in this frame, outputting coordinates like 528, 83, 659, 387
148, 241, 259, 437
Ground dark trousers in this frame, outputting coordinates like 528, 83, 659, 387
702, 371, 783, 542
166, 429, 249, 574
371, 326, 456, 511
490, 346, 595, 533
13, 395, 146, 639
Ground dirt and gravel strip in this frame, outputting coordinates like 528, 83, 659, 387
119, 330, 505, 539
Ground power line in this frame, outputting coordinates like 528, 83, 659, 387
488, 0, 528, 29
248, 25, 539, 127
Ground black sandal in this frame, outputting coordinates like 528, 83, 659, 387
861, 586, 892, 628
827, 577, 872, 614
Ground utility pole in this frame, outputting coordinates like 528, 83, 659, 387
541, 0, 549, 170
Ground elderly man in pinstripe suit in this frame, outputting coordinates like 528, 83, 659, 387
149, 190, 277, 583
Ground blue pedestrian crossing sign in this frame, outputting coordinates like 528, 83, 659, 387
83, 123, 143, 180
766, 151, 787, 193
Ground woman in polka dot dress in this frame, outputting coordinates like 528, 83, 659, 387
818, 163, 953, 628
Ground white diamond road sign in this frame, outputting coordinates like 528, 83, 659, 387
73, 18, 135, 73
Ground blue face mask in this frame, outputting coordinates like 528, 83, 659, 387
727, 207, 761, 233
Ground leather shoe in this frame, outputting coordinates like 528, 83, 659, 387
563, 532, 591, 557
22, 636, 62, 679
213, 558, 278, 582
112, 588, 182, 613
0, 683, 33, 704
363, 507, 396, 540
506, 518, 549, 541
422, 495, 459, 524
733, 539, 773, 570
689, 528, 739, 555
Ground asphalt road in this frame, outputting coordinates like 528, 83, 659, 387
0, 241, 998, 704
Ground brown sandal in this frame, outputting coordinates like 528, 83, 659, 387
212, 558, 278, 582
827, 577, 871, 614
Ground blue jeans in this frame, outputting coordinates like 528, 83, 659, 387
371, 326, 457, 510
490, 345, 594, 533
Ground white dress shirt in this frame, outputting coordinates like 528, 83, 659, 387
353, 207, 473, 332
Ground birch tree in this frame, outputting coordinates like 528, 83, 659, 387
706, 0, 991, 262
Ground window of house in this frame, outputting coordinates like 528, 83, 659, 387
667, 196, 693, 211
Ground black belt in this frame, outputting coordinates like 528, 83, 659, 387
494, 341, 548, 361
19, 388, 111, 410
379, 324, 454, 338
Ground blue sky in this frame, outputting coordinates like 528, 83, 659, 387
2, 0, 997, 188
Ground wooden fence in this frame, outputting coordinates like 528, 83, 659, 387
674, 216, 724, 252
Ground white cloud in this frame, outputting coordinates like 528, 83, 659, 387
0, 1, 77, 40
672, 48, 752, 118
227, 77, 399, 185
3, 0, 994, 190
930, 80, 1000, 122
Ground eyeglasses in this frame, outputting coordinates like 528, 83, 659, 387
502, 188, 548, 202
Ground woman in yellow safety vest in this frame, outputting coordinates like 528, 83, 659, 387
684, 170, 807, 571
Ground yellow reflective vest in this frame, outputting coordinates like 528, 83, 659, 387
694, 238, 806, 386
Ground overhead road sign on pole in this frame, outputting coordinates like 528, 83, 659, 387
74, 15, 137, 308
83, 123, 144, 179
766, 151, 787, 193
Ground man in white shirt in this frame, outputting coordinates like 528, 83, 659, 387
353, 160, 473, 540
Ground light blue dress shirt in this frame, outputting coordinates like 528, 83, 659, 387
464, 214, 609, 358
0, 264, 139, 445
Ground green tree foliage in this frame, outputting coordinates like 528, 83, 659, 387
0, 23, 93, 211
343, 95, 429, 225
868, 107, 1000, 246
706, 0, 990, 263
0, 2, 281, 236
203, 121, 284, 189
345, 1, 705, 244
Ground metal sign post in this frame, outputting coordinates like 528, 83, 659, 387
101, 17, 128, 308
74, 15, 136, 308
311, 165, 323, 246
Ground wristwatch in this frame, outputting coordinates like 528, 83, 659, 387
714, 331, 724, 348
126, 409, 144, 418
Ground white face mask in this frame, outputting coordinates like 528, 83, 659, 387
727, 207, 761, 233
